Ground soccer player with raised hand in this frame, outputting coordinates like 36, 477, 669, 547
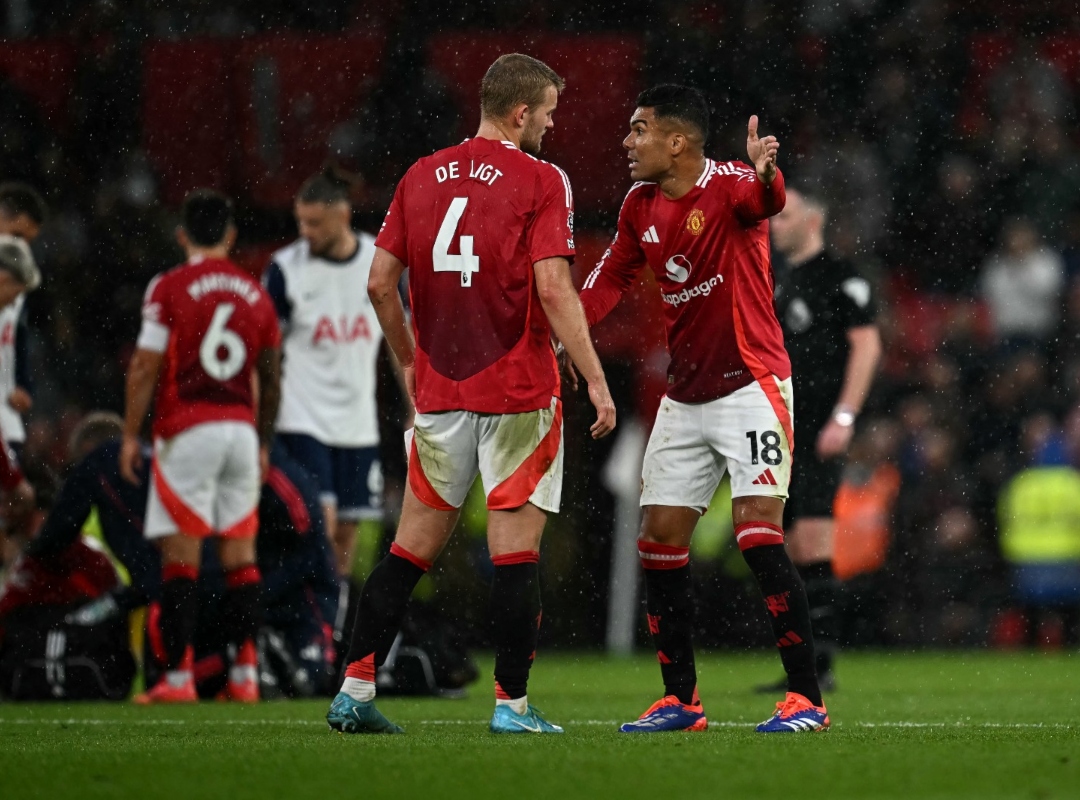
326, 53, 615, 736
579, 85, 829, 733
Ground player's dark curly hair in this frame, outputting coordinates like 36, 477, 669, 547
181, 189, 234, 247
636, 84, 710, 143
297, 164, 356, 205
0, 182, 47, 225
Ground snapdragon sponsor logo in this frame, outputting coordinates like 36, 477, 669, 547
661, 275, 724, 307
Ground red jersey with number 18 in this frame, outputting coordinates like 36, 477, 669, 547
140, 256, 281, 439
375, 137, 575, 415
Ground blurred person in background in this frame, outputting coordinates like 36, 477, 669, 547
979, 217, 1065, 349
0, 182, 47, 244
996, 414, 1080, 647
0, 233, 40, 545
0, 183, 47, 460
768, 186, 881, 691
121, 190, 281, 704
264, 167, 396, 649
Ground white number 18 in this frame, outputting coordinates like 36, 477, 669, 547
432, 197, 480, 287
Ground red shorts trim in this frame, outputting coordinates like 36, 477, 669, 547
486, 399, 563, 510
220, 509, 258, 539
152, 458, 213, 537
408, 436, 456, 511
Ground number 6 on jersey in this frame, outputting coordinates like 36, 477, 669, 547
433, 197, 480, 287
200, 302, 247, 381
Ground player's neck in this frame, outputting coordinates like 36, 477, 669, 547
324, 230, 359, 262
658, 156, 707, 201
475, 119, 519, 149
786, 238, 824, 267
185, 245, 229, 262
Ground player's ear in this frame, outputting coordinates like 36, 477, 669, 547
511, 102, 529, 130
175, 227, 189, 250
670, 132, 687, 157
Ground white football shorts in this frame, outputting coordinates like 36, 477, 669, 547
145, 421, 261, 539
641, 376, 794, 511
406, 396, 563, 513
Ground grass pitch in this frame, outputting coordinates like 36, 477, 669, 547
1, 651, 1076, 800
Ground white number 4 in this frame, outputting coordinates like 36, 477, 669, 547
433, 197, 480, 287
200, 303, 247, 381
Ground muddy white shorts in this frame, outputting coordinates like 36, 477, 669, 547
406, 396, 563, 513
641, 376, 794, 511
145, 421, 260, 539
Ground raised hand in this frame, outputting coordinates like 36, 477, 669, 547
747, 115, 780, 185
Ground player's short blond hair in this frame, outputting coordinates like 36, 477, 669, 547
480, 54, 565, 120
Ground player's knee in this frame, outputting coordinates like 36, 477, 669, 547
639, 505, 699, 547
218, 537, 257, 571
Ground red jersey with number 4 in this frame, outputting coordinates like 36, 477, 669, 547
580, 160, 789, 403
141, 256, 281, 439
376, 137, 575, 414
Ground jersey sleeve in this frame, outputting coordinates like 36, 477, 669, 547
579, 191, 649, 327
374, 173, 409, 263
527, 164, 575, 265
263, 260, 292, 324
730, 164, 786, 224
835, 265, 878, 329
135, 273, 171, 353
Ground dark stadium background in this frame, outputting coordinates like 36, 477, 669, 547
2, 0, 1079, 651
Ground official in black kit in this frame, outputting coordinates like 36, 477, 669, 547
768, 187, 882, 690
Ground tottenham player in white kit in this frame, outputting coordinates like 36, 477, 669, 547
264, 169, 391, 618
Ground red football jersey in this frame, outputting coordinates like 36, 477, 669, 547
581, 160, 790, 403
140, 256, 281, 439
376, 137, 575, 414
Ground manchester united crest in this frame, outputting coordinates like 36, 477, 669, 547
686, 208, 705, 236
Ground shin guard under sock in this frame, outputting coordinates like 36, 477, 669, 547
737, 528, 821, 707
798, 560, 839, 676
639, 541, 697, 705
160, 563, 199, 671
223, 564, 263, 651
490, 552, 541, 701
343, 544, 429, 680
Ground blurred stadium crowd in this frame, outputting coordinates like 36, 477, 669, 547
2, 0, 1080, 653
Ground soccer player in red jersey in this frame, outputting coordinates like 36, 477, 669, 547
578, 85, 829, 733
327, 54, 616, 735
121, 190, 282, 704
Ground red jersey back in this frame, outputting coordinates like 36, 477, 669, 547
376, 137, 575, 414
581, 160, 790, 403
141, 256, 281, 438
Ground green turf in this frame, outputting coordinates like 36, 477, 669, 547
1, 651, 1076, 800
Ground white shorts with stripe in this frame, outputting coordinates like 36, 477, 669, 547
640, 376, 794, 512
145, 421, 261, 540
406, 396, 563, 513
